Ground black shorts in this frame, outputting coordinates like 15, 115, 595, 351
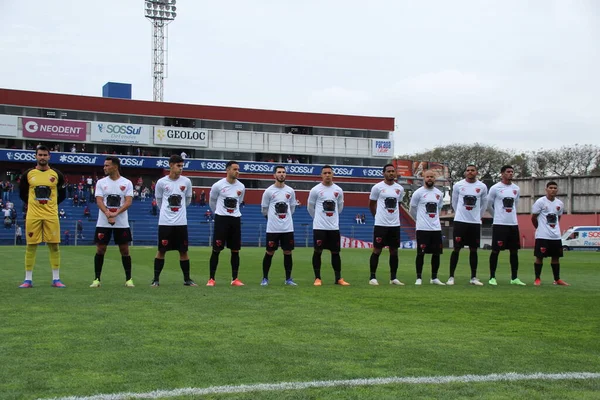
453, 221, 481, 248
416, 230, 443, 254
266, 232, 295, 252
373, 225, 400, 249
492, 225, 521, 251
313, 229, 341, 252
213, 215, 241, 251
534, 239, 563, 259
94, 227, 132, 245
158, 225, 189, 253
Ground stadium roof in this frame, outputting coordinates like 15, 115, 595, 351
0, 88, 395, 132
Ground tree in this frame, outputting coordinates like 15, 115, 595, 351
529, 144, 600, 176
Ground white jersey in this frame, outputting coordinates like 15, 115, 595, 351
155, 175, 192, 226
452, 179, 488, 224
369, 181, 405, 227
210, 178, 245, 217
409, 186, 444, 231
308, 183, 344, 230
261, 184, 296, 233
488, 182, 520, 226
532, 196, 564, 240
95, 176, 133, 228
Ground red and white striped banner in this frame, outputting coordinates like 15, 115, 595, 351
340, 236, 373, 248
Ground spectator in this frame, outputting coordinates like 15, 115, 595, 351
199, 190, 206, 206
286, 155, 293, 163
356, 214, 362, 224
181, 151, 188, 159
1, 180, 10, 202
361, 213, 366, 224
191, 190, 197, 206
63, 230, 70, 245
15, 224, 22, 244
141, 187, 148, 202
59, 209, 67, 219
204, 209, 213, 222
71, 144, 77, 153
73, 194, 79, 207
76, 220, 84, 240
83, 205, 91, 218
151, 198, 158, 216
4, 216, 11, 229
10, 208, 17, 225
295, 199, 301, 207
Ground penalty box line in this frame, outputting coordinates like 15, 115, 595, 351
41, 371, 600, 400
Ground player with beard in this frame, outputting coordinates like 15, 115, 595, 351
487, 165, 526, 286
368, 163, 405, 285
90, 156, 134, 287
531, 181, 570, 286
207, 161, 246, 286
447, 164, 488, 286
152, 154, 196, 287
260, 165, 297, 286
18, 145, 67, 288
409, 170, 445, 285
307, 165, 349, 286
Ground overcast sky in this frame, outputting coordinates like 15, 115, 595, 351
1, 1, 598, 155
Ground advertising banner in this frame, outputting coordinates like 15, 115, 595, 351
91, 122, 150, 145
428, 162, 450, 180
153, 127, 208, 147
0, 115, 18, 137
393, 159, 413, 177
372, 139, 393, 157
22, 117, 87, 141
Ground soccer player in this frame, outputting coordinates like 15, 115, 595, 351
487, 165, 525, 286
409, 170, 445, 285
447, 164, 488, 286
307, 165, 349, 286
531, 181, 570, 286
90, 156, 134, 288
18, 145, 66, 288
152, 154, 196, 287
260, 165, 297, 286
368, 163, 406, 285
207, 160, 246, 286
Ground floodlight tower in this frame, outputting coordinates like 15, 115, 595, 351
144, 0, 177, 102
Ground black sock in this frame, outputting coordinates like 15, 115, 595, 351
415, 253, 424, 279
94, 253, 104, 280
551, 263, 560, 281
122, 255, 132, 281
469, 251, 478, 278
510, 252, 519, 280
534, 263, 543, 279
209, 251, 220, 279
231, 252, 240, 280
312, 252, 322, 279
489, 252, 499, 279
369, 253, 380, 279
449, 251, 459, 277
283, 254, 292, 280
180, 259, 191, 281
153, 258, 165, 281
390, 253, 398, 280
331, 253, 341, 281
431, 253, 440, 279
262, 253, 273, 279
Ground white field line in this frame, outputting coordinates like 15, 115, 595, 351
40, 372, 600, 400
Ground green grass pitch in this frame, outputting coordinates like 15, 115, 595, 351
0, 246, 599, 399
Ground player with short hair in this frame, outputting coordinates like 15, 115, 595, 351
307, 165, 349, 286
447, 164, 488, 286
207, 161, 246, 286
260, 165, 297, 286
487, 165, 525, 286
531, 181, 569, 286
368, 163, 406, 285
152, 154, 196, 287
18, 145, 67, 288
90, 156, 134, 288
409, 170, 445, 285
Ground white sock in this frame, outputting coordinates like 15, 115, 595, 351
25, 270, 33, 281
52, 269, 60, 280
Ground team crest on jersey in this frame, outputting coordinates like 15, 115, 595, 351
237, 190, 242, 196
549, 224, 556, 229
268, 241, 275, 248
429, 213, 436, 218
540, 247, 546, 253
120, 185, 126, 191
436, 194, 440, 200
475, 188, 481, 193
180, 186, 186, 192
334, 192, 339, 198
513, 190, 517, 195
161, 240, 169, 246
28, 232, 33, 238
420, 244, 427, 249
395, 189, 400, 195
215, 240, 222, 247
183, 240, 188, 246
97, 233, 105, 240
556, 206, 560, 211
49, 176, 56, 183
316, 240, 323, 247
286, 194, 291, 199
123, 232, 128, 237
376, 237, 382, 243
290, 239, 295, 245
455, 237, 462, 243
497, 241, 504, 247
